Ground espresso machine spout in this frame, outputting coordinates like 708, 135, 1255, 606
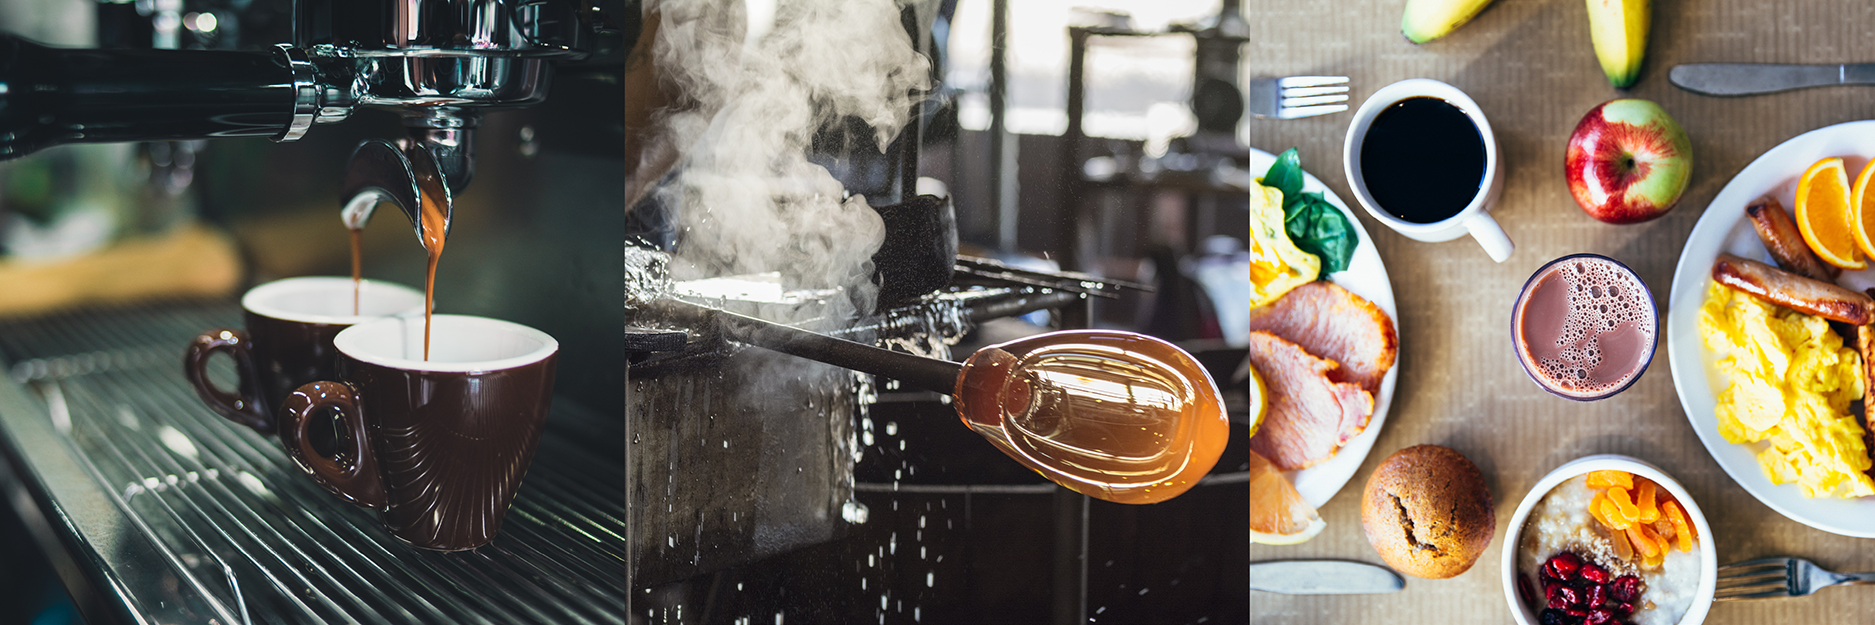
340, 138, 453, 245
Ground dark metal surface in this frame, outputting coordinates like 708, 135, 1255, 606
0, 300, 631, 624
0, 34, 297, 159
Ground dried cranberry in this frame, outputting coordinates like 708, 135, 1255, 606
1547, 584, 1570, 609
1580, 562, 1610, 584
1609, 575, 1642, 602
1519, 574, 1541, 608
1561, 585, 1584, 607
1565, 607, 1590, 619
1614, 601, 1634, 616
1547, 553, 1583, 579
1584, 607, 1615, 625
1585, 583, 1607, 608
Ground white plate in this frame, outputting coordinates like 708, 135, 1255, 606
1666, 120, 1875, 538
1250, 148, 1400, 508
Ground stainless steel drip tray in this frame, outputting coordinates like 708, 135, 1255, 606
0, 300, 629, 625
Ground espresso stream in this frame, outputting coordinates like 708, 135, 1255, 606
349, 227, 363, 316
416, 171, 447, 361
349, 169, 447, 360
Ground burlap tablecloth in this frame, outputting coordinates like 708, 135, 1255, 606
1248, 0, 1875, 622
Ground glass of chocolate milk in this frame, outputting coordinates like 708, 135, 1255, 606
1511, 254, 1657, 401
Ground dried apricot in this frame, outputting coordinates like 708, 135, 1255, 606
1607, 486, 1641, 522
1634, 480, 1660, 524
1586, 470, 1634, 489
1626, 525, 1661, 558
1597, 496, 1631, 530
1663, 501, 1696, 552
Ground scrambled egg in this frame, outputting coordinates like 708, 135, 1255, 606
1249, 183, 1320, 308
1699, 282, 1874, 499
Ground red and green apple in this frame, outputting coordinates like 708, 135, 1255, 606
1565, 99, 1692, 225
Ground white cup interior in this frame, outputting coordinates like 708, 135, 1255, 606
1343, 78, 1500, 231
243, 277, 425, 325
335, 314, 558, 373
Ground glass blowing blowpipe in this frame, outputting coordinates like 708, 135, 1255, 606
675, 302, 1230, 504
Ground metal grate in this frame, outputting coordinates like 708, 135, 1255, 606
0, 301, 630, 624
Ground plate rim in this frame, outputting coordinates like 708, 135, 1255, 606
1666, 119, 1875, 538
1249, 147, 1400, 508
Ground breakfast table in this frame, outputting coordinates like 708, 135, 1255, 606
1248, 0, 1875, 622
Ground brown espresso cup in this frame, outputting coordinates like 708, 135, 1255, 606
185, 277, 423, 434
279, 314, 559, 551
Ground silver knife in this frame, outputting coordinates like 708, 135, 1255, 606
1670, 63, 1875, 96
1249, 560, 1405, 594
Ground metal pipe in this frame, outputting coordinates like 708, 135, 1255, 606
988, 0, 1017, 253
668, 302, 963, 395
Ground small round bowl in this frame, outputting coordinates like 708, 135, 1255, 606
1501, 455, 1716, 625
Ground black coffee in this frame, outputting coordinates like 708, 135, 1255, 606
1359, 97, 1487, 224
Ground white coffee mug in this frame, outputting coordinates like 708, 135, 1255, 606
1343, 78, 1514, 263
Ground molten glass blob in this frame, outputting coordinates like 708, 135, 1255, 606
953, 330, 1230, 504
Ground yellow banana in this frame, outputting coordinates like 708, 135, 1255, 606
1587, 0, 1650, 88
1401, 0, 1499, 44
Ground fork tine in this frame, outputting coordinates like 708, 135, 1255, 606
1720, 557, 1796, 570
1715, 562, 1788, 579
1277, 104, 1348, 120
1278, 85, 1348, 98
1277, 76, 1347, 88
1715, 572, 1786, 589
1714, 587, 1792, 601
1290, 92, 1350, 106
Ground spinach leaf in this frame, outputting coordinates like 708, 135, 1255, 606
1285, 192, 1356, 273
1261, 148, 1307, 200
1260, 148, 1359, 274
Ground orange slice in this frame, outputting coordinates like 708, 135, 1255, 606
1795, 157, 1866, 269
1852, 159, 1875, 259
1249, 449, 1325, 544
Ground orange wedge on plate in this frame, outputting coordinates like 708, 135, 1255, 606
1851, 159, 1875, 259
1795, 157, 1865, 270
1249, 449, 1325, 544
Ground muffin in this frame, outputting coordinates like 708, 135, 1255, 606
1360, 444, 1495, 578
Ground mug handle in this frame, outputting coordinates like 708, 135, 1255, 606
279, 381, 387, 509
1465, 212, 1516, 263
183, 329, 271, 432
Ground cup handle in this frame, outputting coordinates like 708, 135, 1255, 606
183, 329, 271, 432
278, 381, 387, 509
1465, 212, 1516, 263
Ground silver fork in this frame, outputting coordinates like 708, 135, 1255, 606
1715, 557, 1875, 600
1249, 76, 1349, 119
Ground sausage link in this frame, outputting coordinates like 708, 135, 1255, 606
1712, 254, 1874, 324
1745, 196, 1840, 282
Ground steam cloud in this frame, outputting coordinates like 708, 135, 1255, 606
645, 0, 931, 318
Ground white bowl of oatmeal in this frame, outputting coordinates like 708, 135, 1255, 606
1501, 455, 1716, 625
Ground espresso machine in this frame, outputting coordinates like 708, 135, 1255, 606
0, 1, 653, 623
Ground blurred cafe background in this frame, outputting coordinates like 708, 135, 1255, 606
0, 0, 1251, 623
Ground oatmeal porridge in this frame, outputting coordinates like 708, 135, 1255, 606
1517, 474, 1699, 625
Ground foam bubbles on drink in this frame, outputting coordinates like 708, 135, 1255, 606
1516, 257, 1655, 398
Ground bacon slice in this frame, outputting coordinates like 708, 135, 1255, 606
1246, 331, 1376, 471
1247, 281, 1399, 393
